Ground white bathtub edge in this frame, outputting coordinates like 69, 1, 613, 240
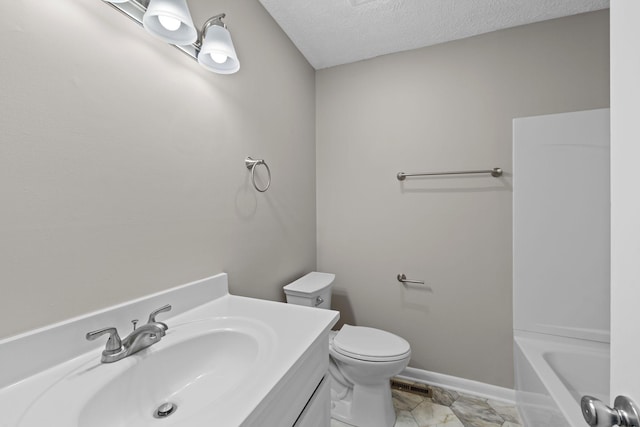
397, 367, 517, 403
514, 330, 610, 427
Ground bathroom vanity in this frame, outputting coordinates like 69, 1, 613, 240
0, 274, 339, 426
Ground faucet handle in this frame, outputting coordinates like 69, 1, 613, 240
148, 304, 172, 326
86, 327, 123, 354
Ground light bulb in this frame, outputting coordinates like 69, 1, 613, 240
158, 15, 181, 31
210, 52, 228, 64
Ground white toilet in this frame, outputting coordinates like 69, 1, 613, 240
284, 272, 411, 427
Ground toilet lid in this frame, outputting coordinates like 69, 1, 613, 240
332, 325, 411, 362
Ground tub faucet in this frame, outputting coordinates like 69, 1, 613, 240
86, 304, 172, 363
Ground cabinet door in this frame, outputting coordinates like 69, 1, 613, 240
294, 376, 331, 427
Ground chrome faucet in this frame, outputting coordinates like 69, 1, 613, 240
86, 304, 172, 363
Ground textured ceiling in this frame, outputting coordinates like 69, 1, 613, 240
257, 0, 609, 69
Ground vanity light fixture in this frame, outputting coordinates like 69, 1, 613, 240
142, 0, 198, 45
198, 15, 240, 74
101, 0, 240, 74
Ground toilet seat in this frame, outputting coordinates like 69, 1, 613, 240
332, 325, 411, 362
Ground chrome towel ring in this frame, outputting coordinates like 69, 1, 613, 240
245, 157, 271, 193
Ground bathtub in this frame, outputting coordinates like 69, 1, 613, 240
514, 331, 610, 427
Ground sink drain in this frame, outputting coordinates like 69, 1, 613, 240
154, 402, 177, 419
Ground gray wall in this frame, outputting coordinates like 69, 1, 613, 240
316, 11, 609, 388
0, 0, 316, 339
0, 1, 610, 390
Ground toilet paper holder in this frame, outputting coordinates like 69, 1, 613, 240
397, 274, 425, 285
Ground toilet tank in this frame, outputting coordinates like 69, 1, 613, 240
283, 272, 334, 309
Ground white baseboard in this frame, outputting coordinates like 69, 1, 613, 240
397, 367, 517, 404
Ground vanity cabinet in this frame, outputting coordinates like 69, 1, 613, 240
243, 330, 332, 426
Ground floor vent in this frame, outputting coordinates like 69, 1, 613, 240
390, 378, 432, 398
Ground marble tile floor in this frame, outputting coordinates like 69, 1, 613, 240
330, 384, 524, 427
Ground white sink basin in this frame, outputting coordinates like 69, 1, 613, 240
19, 317, 275, 427
0, 274, 338, 427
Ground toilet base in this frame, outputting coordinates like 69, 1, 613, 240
330, 374, 397, 427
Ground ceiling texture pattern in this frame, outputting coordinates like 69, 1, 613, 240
256, 0, 610, 69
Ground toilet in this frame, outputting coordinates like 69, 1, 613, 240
284, 272, 411, 427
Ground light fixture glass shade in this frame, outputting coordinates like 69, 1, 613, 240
142, 0, 198, 45
197, 25, 240, 74
104, 0, 130, 3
